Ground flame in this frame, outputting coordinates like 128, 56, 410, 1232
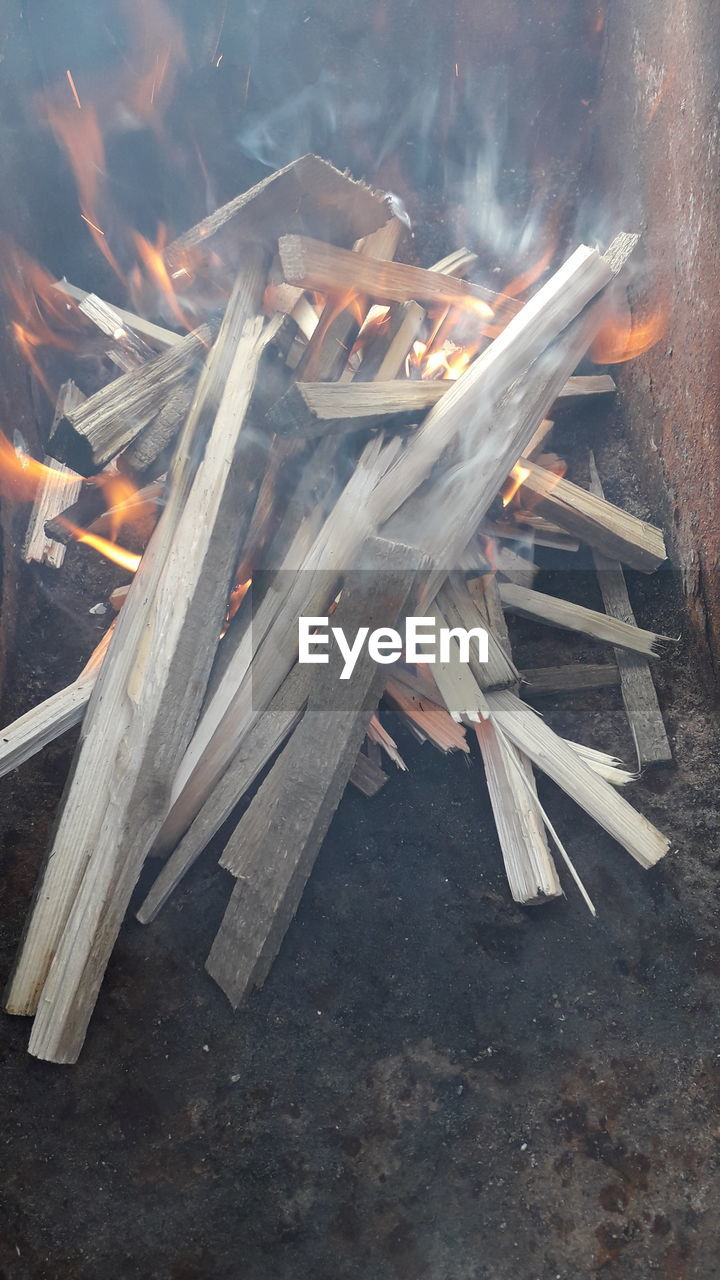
225, 578, 253, 627
130, 226, 192, 330
58, 518, 141, 572
35, 1, 186, 279
0, 432, 80, 502
591, 296, 668, 364
502, 464, 532, 507
0, 241, 89, 394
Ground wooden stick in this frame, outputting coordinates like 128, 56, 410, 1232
53, 280, 182, 350
356, 301, 425, 382
588, 453, 672, 767
520, 663, 620, 697
205, 535, 424, 1007
485, 689, 670, 868
294, 220, 404, 383
166, 154, 391, 265
48, 323, 215, 476
22, 314, 269, 1063
498, 582, 670, 656
0, 626, 114, 778
136, 664, 310, 924
23, 382, 84, 568
6, 258, 269, 1050
278, 235, 518, 328
269, 374, 619, 437
437, 574, 518, 690
511, 457, 666, 571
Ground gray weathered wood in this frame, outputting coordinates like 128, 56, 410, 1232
7, 261, 270, 1058
588, 453, 672, 767
520, 663, 621, 697
206, 535, 424, 1007
48, 323, 215, 475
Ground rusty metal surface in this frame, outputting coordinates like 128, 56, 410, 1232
589, 0, 720, 665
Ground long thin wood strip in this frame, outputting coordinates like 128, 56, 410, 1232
24, 314, 269, 1063
48, 323, 214, 476
157, 236, 636, 861
588, 453, 672, 767
53, 280, 182, 350
437, 575, 518, 691
0, 626, 114, 778
485, 689, 671, 868
206, 536, 424, 1006
520, 664, 621, 697
384, 679, 469, 753
429, 248, 479, 278
6, 257, 269, 1034
512, 456, 666, 571
270, 374, 618, 436
279, 235, 517, 328
498, 581, 669, 656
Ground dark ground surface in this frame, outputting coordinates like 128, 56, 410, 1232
1, 409, 720, 1279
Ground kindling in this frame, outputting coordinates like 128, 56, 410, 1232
299, 616, 489, 680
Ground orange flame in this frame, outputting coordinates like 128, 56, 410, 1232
0, 240, 89, 393
58, 518, 141, 573
591, 295, 668, 364
36, 1, 186, 279
0, 432, 80, 502
130, 226, 192, 331
502, 464, 532, 507
502, 243, 556, 300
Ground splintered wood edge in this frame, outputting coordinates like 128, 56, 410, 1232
167, 154, 390, 259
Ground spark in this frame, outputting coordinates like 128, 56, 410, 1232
81, 214, 105, 237
65, 70, 82, 110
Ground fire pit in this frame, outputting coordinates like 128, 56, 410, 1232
0, 0, 718, 1274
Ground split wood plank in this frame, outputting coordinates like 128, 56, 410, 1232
498, 582, 669, 657
6, 253, 270, 1052
206, 535, 424, 1007
294, 219, 404, 383
278, 235, 518, 331
166, 154, 391, 266
512, 456, 666, 571
269, 374, 617, 437
0, 626, 114, 778
520, 663, 621, 697
588, 452, 672, 767
49, 323, 215, 475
